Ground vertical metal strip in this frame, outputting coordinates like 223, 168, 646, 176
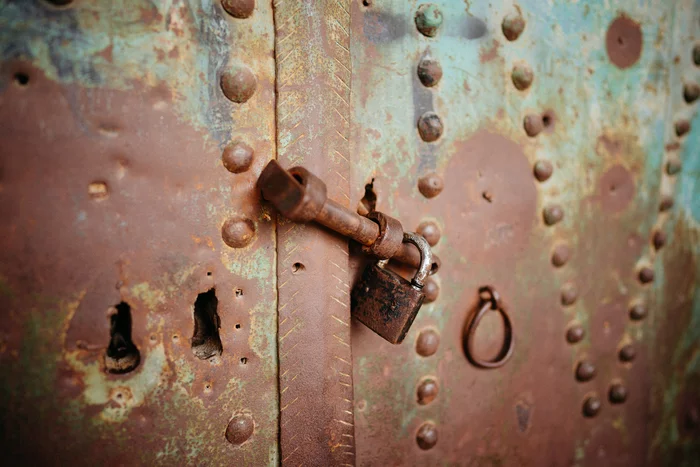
273, 1, 355, 465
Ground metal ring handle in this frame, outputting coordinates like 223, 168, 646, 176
402, 232, 432, 288
464, 286, 514, 369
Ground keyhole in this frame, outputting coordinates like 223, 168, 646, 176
104, 302, 140, 374
191, 289, 223, 360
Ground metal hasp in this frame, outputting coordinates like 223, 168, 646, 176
351, 232, 433, 344
258, 159, 440, 272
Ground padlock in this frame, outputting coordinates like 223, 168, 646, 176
351, 232, 433, 344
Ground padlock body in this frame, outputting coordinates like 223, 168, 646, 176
351, 264, 425, 344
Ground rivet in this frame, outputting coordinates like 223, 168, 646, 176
524, 114, 544, 137
417, 111, 443, 142
694, 44, 700, 66
221, 65, 257, 104
575, 361, 597, 382
417, 220, 441, 246
543, 205, 564, 226
675, 120, 691, 137
666, 158, 682, 175
502, 12, 525, 41
629, 303, 647, 321
417, 56, 443, 87
684, 82, 700, 103
583, 395, 602, 417
619, 344, 636, 362
533, 160, 553, 182
512, 64, 534, 91
88, 181, 109, 201
638, 266, 654, 284
415, 4, 443, 38
561, 283, 578, 306
416, 378, 439, 405
416, 422, 438, 450
659, 195, 674, 212
222, 141, 254, 173
423, 277, 439, 303
221, 0, 254, 19
221, 216, 256, 248
225, 413, 254, 445
416, 328, 439, 357
609, 383, 627, 404
551, 244, 570, 267
566, 324, 585, 344
418, 172, 444, 198
652, 230, 666, 251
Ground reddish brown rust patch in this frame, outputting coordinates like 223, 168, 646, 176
444, 131, 536, 263
597, 164, 635, 213
606, 15, 643, 69
480, 39, 501, 63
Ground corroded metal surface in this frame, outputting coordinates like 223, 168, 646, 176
350, 0, 700, 466
0, 0, 699, 465
272, 0, 356, 465
0, 1, 278, 464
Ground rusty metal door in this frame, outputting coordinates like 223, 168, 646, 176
1, 0, 699, 466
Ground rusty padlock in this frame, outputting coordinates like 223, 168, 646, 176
351, 232, 433, 344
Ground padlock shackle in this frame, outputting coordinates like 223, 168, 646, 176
403, 232, 432, 288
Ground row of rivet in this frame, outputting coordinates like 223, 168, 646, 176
415, 4, 445, 200
217, 0, 257, 447
412, 3, 444, 452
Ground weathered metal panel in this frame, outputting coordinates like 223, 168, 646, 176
349, 0, 700, 465
0, 1, 278, 464
273, 0, 357, 465
0, 0, 698, 465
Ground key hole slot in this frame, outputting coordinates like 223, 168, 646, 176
104, 302, 140, 374
191, 288, 223, 360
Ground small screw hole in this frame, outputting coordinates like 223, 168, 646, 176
14, 72, 29, 86
240, 357, 248, 364
235, 288, 243, 298
207, 271, 212, 276
235, 323, 241, 329
292, 262, 305, 273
